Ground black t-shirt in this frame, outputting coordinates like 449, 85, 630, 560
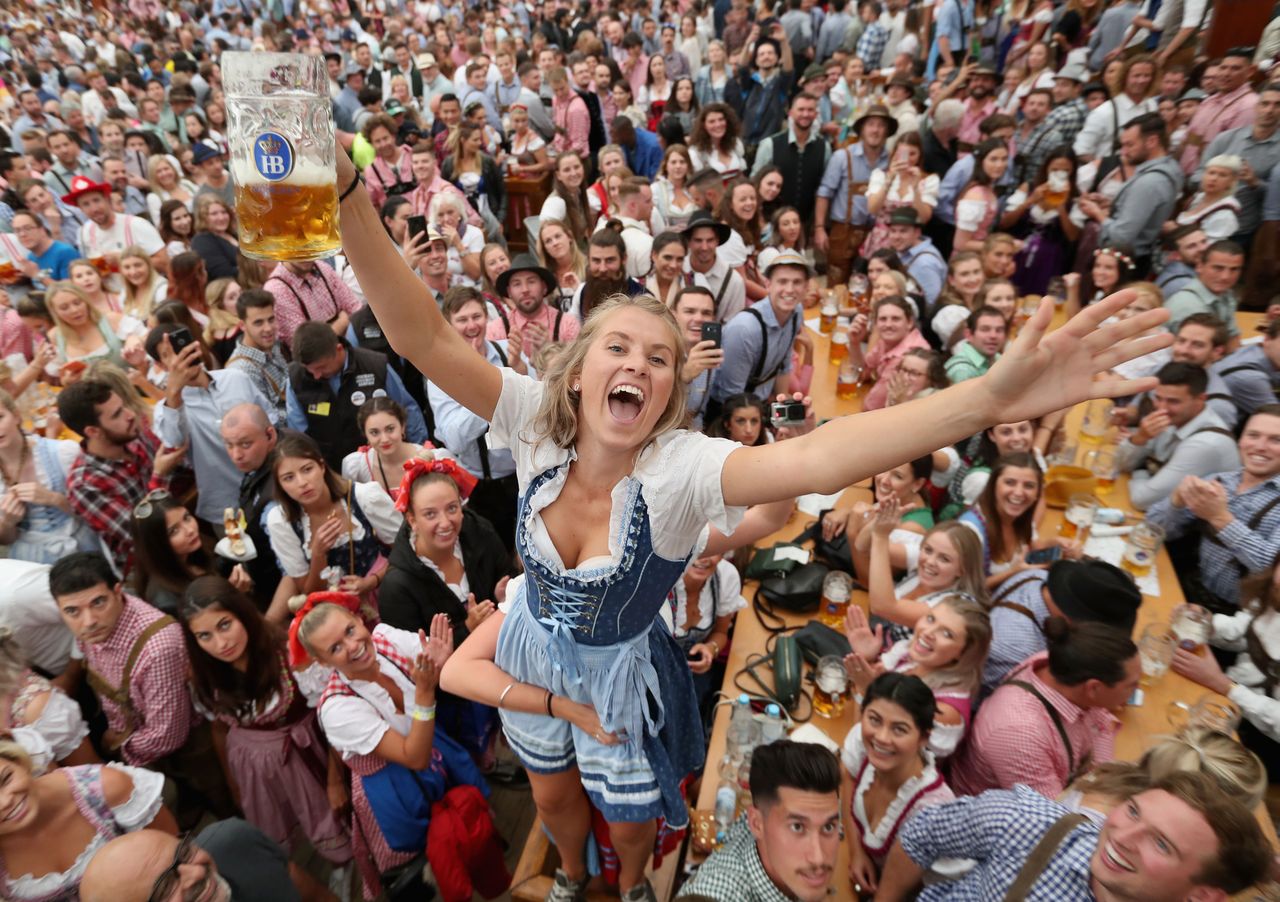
197, 819, 300, 902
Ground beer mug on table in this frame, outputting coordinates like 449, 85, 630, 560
1171, 603, 1211, 653
1084, 447, 1118, 496
818, 571, 854, 628
812, 655, 848, 719
1080, 399, 1112, 445
224, 52, 340, 262
1059, 493, 1098, 540
1121, 520, 1164, 579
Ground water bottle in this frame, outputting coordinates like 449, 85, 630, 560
727, 694, 754, 758
736, 750, 753, 810
713, 754, 738, 838
761, 704, 785, 745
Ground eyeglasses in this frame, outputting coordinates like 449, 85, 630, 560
147, 833, 197, 902
132, 488, 172, 520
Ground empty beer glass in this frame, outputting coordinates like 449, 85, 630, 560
224, 52, 341, 262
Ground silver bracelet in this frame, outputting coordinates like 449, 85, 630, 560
498, 682, 516, 709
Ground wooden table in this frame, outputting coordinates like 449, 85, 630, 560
689, 308, 1278, 899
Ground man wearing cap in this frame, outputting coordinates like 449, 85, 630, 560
191, 144, 233, 208
486, 253, 581, 353
982, 560, 1142, 692
334, 65, 365, 135
751, 92, 829, 227
404, 225, 454, 307
955, 65, 999, 151
710, 251, 807, 408
66, 175, 167, 278
420, 54, 454, 109
886, 207, 948, 304
1147, 405, 1280, 614
883, 75, 920, 146
682, 212, 747, 323
1039, 62, 1092, 152
381, 41, 423, 104
814, 103, 891, 284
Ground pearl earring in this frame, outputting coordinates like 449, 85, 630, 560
572, 382, 581, 392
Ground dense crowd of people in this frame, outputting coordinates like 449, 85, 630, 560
0, 0, 1277, 900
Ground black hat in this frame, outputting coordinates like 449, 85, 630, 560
887, 207, 921, 228
1046, 560, 1142, 634
496, 252, 558, 299
681, 210, 732, 244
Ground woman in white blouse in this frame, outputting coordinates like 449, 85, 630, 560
1171, 154, 1242, 241
860, 133, 940, 258
687, 104, 746, 180
266, 433, 403, 598
650, 144, 698, 233
0, 739, 174, 901
341, 397, 431, 504
0, 629, 95, 768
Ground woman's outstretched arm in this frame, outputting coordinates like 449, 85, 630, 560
721, 289, 1171, 507
335, 147, 503, 420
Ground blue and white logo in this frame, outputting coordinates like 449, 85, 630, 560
252, 131, 294, 181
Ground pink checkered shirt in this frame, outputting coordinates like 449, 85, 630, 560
81, 595, 193, 766
950, 651, 1119, 799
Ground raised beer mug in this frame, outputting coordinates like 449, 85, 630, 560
223, 52, 340, 262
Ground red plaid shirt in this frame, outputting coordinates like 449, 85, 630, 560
82, 595, 193, 766
65, 428, 166, 576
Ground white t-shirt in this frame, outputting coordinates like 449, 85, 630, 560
446, 226, 485, 286
486, 368, 746, 562
265, 480, 403, 579
665, 559, 747, 638
77, 214, 165, 259
0, 560, 76, 676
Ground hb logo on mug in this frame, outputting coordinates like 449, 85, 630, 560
253, 132, 295, 182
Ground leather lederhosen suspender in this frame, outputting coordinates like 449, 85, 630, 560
1003, 813, 1090, 902
1004, 677, 1090, 784
85, 615, 175, 742
743, 307, 801, 393
991, 573, 1045, 633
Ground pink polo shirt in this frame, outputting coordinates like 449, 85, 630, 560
862, 327, 931, 410
1180, 85, 1258, 174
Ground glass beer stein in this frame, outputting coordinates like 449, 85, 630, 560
224, 52, 341, 262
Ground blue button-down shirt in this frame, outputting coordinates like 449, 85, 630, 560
1147, 469, 1280, 607
712, 299, 801, 403
624, 127, 664, 180
428, 340, 516, 480
926, 0, 973, 81
816, 143, 889, 226
154, 370, 275, 525
285, 356, 428, 445
899, 238, 948, 304
902, 785, 1100, 901
983, 570, 1051, 690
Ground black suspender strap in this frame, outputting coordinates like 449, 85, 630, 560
743, 307, 801, 392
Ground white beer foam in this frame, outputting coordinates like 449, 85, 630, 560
232, 158, 336, 187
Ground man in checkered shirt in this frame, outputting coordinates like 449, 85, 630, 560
677, 741, 841, 902
875, 773, 1269, 901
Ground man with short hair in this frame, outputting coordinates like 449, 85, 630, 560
285, 322, 429, 468
984, 560, 1141, 691
1073, 56, 1159, 163
673, 286, 724, 429
263, 258, 364, 349
610, 116, 662, 180
548, 66, 591, 158
65, 175, 167, 277
611, 177, 659, 280
43, 129, 101, 197
218, 402, 289, 615
82, 820, 299, 902
11, 209, 76, 283
954, 621, 1139, 797
682, 212, 747, 323
677, 740, 841, 902
1180, 47, 1257, 174
1117, 362, 1242, 511
752, 92, 831, 228
712, 252, 808, 405
486, 253, 581, 352
1164, 239, 1246, 343
1156, 225, 1209, 298
8, 89, 60, 150
1147, 405, 1280, 613
516, 61, 556, 142
461, 61, 504, 134
1216, 316, 1280, 421
814, 104, 890, 283
659, 24, 691, 78
945, 306, 1007, 384
1118, 313, 1235, 426
226, 289, 288, 422
149, 324, 273, 531
1012, 89, 1056, 184
192, 144, 234, 207
885, 208, 947, 305
100, 154, 150, 219
49, 552, 235, 822
405, 143, 483, 227
877, 772, 1271, 901
382, 41, 424, 104
1082, 113, 1184, 273
57, 380, 182, 576
729, 29, 796, 152
849, 0, 885, 69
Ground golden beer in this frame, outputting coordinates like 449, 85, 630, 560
813, 656, 848, 719
1096, 475, 1115, 495
819, 305, 837, 334
1058, 519, 1078, 539
234, 177, 341, 262
829, 332, 849, 364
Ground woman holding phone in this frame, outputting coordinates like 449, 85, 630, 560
331, 141, 1169, 901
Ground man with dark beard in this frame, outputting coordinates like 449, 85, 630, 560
570, 226, 645, 320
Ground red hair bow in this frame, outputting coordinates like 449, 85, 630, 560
394, 455, 478, 513
287, 591, 364, 668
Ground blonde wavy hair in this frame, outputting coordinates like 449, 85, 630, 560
527, 294, 689, 451
0, 738, 31, 772
916, 594, 992, 698
46, 282, 103, 333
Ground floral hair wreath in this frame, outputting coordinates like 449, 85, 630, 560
394, 451, 478, 513
287, 590, 364, 668
1092, 246, 1136, 272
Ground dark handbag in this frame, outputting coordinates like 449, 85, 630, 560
758, 562, 829, 614
791, 620, 853, 666
744, 543, 808, 580
794, 513, 855, 572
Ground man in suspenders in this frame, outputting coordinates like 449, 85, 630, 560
1147, 406, 1280, 614
432, 288, 523, 552
1116, 362, 1241, 510
710, 251, 808, 412
983, 560, 1141, 692
681, 212, 746, 324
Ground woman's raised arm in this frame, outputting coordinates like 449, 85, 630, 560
722, 289, 1170, 507
335, 148, 503, 420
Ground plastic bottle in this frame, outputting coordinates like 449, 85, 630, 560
727, 694, 755, 759
761, 704, 785, 745
713, 753, 738, 838
736, 750, 753, 810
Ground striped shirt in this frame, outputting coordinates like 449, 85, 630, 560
1146, 470, 1280, 606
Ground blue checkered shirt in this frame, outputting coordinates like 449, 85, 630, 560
1146, 470, 1280, 607
855, 22, 890, 70
901, 786, 1099, 901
